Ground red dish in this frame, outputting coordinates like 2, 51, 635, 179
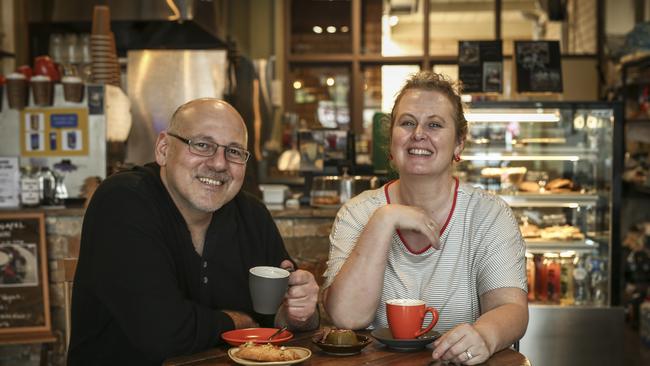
221, 327, 294, 346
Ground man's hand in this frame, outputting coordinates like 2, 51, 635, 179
223, 310, 259, 329
279, 259, 319, 329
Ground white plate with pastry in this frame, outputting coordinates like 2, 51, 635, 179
228, 342, 311, 366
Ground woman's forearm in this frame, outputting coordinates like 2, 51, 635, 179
324, 208, 395, 329
474, 302, 529, 355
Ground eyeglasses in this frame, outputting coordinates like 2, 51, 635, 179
167, 132, 251, 164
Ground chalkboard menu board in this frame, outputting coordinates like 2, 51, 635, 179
515, 40, 563, 93
458, 40, 503, 93
0, 212, 51, 335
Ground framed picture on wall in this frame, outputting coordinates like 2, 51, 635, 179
0, 212, 52, 338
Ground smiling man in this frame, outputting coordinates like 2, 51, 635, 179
68, 99, 319, 366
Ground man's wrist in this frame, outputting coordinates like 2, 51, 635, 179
223, 310, 258, 329
288, 305, 321, 331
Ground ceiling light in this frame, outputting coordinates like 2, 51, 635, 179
326, 26, 336, 33
341, 25, 349, 32
293, 81, 302, 89
313, 26, 323, 34
389, 15, 399, 27
326, 77, 335, 86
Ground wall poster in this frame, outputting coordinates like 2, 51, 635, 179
0, 212, 52, 336
515, 40, 563, 93
458, 40, 503, 93
20, 107, 89, 157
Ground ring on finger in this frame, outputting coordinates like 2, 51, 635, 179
464, 349, 473, 360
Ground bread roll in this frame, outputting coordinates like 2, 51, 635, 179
546, 178, 573, 190
519, 181, 540, 193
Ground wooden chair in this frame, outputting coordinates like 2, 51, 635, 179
63, 257, 78, 349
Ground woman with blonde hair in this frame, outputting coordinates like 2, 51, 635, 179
322, 71, 528, 365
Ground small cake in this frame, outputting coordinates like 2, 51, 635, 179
318, 327, 359, 345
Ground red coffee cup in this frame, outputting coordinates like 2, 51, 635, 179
386, 299, 439, 339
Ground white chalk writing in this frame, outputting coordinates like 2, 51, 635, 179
0, 221, 26, 231
0, 294, 23, 304
0, 313, 31, 320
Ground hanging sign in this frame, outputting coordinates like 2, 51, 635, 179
458, 40, 503, 93
515, 40, 563, 93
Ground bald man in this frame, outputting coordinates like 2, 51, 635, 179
68, 99, 319, 365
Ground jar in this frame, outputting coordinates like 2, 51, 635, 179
311, 176, 341, 207
20, 166, 41, 208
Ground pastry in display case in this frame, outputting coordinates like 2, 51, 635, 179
458, 101, 624, 366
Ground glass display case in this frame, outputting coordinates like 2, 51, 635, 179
458, 101, 624, 366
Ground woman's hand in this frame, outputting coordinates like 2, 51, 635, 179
379, 204, 441, 249
431, 323, 491, 365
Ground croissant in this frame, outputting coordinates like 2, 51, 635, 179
236, 342, 301, 362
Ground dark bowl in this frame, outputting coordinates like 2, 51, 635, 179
312, 334, 372, 356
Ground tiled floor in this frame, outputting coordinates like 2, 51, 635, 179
624, 322, 650, 366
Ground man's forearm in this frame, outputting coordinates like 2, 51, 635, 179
223, 310, 259, 329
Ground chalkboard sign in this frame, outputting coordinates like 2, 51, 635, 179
0, 212, 51, 335
458, 41, 503, 93
515, 40, 563, 93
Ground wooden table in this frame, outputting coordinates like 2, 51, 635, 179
163, 330, 531, 366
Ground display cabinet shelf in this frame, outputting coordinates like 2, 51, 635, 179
461, 148, 598, 162
500, 193, 600, 207
525, 239, 599, 253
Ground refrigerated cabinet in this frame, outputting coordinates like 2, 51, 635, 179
458, 101, 624, 366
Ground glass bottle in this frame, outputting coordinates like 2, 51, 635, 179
545, 253, 561, 303
589, 256, 608, 306
559, 252, 575, 305
640, 288, 650, 347
20, 166, 41, 208
534, 254, 547, 302
339, 167, 353, 204
526, 253, 536, 302
573, 254, 591, 305
39, 167, 58, 206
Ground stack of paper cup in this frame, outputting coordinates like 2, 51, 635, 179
6, 72, 29, 109
62, 76, 84, 103
90, 5, 120, 87
31, 75, 53, 106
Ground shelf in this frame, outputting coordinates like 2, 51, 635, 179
624, 77, 650, 86
625, 118, 650, 123
462, 147, 598, 161
525, 238, 599, 253
625, 182, 650, 195
500, 193, 600, 207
